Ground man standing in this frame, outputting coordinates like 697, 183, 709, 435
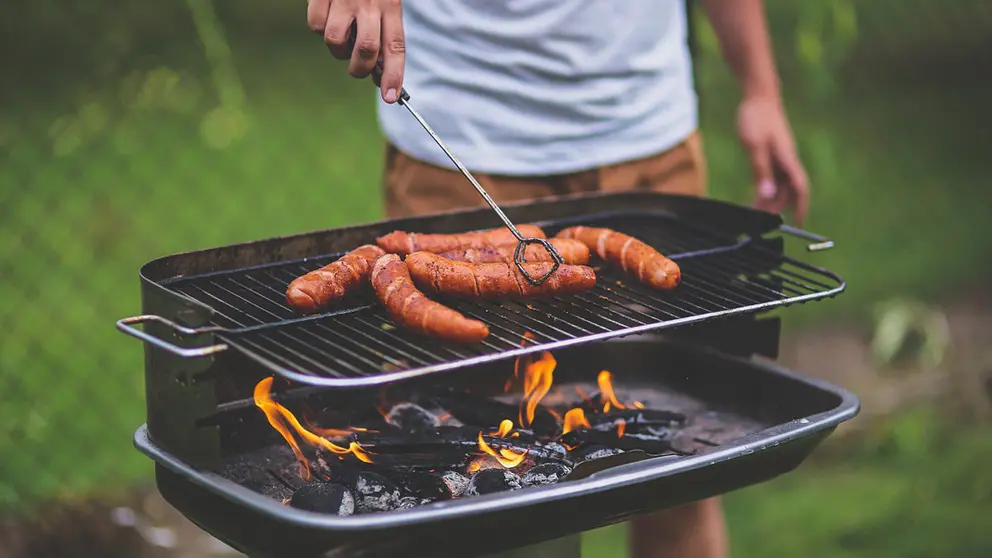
308, 1, 809, 556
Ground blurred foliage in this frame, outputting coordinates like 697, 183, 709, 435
0, 6, 991, 558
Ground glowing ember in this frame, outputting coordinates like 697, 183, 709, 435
518, 351, 556, 428
597, 370, 626, 412
476, 419, 528, 468
561, 408, 591, 436
253, 377, 374, 481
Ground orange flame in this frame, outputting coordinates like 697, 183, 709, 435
476, 419, 528, 468
597, 370, 626, 412
562, 408, 591, 436
253, 378, 374, 480
518, 352, 556, 428
617, 419, 626, 439
505, 331, 538, 392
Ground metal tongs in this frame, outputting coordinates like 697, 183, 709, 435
334, 28, 564, 286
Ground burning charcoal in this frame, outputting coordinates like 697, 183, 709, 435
540, 442, 569, 461
401, 471, 460, 500
386, 402, 441, 435
572, 445, 624, 463
314, 448, 361, 485
431, 388, 560, 438
289, 483, 355, 516
352, 472, 402, 513
560, 429, 679, 456
520, 463, 572, 487
396, 496, 422, 510
467, 469, 522, 496
587, 409, 687, 434
441, 471, 471, 498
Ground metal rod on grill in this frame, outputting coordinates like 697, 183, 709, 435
332, 28, 564, 286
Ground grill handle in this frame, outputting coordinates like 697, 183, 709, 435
778, 225, 835, 251
116, 315, 229, 358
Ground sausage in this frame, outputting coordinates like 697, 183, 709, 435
404, 251, 597, 299
370, 254, 490, 344
376, 224, 547, 256
555, 226, 681, 290
437, 238, 591, 265
286, 244, 387, 313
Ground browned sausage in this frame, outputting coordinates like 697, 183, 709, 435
437, 238, 591, 265
370, 254, 490, 344
555, 226, 681, 290
404, 251, 597, 299
376, 224, 547, 256
286, 244, 387, 313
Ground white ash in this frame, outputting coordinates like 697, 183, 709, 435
396, 497, 421, 510
440, 471, 470, 498
579, 447, 624, 462
386, 402, 440, 433
540, 442, 569, 460
336, 490, 356, 516
521, 463, 572, 487
354, 473, 401, 513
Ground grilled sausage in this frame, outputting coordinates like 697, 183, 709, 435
555, 226, 681, 290
437, 238, 591, 265
286, 244, 387, 313
376, 225, 547, 256
404, 251, 597, 299
370, 254, 490, 344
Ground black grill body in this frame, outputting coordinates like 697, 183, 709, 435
119, 192, 858, 557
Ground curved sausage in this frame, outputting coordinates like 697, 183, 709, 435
286, 244, 387, 313
376, 224, 547, 256
370, 254, 490, 344
404, 251, 597, 299
555, 226, 681, 290
438, 238, 591, 265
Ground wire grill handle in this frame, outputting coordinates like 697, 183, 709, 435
116, 315, 228, 358
337, 25, 564, 285
778, 225, 835, 251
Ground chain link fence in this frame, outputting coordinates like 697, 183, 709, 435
1, 0, 991, 555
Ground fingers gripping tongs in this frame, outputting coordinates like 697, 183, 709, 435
331, 27, 564, 286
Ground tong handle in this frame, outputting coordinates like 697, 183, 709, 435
116, 315, 228, 358
778, 224, 835, 252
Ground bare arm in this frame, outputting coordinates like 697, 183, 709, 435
698, 0, 810, 225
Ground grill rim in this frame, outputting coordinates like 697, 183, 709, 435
133, 339, 861, 531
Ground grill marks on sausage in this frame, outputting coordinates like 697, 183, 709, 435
404, 252, 597, 300
286, 244, 387, 313
437, 238, 591, 265
370, 254, 490, 344
376, 225, 547, 256
556, 226, 681, 290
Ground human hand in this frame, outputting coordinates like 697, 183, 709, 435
736, 96, 810, 226
307, 0, 406, 103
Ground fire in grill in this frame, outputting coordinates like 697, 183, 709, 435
233, 349, 736, 516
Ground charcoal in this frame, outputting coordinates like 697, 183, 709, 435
313, 448, 361, 485
352, 472, 402, 513
560, 429, 676, 455
289, 483, 355, 516
467, 469, 522, 496
352, 427, 569, 465
520, 463, 572, 487
539, 442, 569, 461
386, 402, 441, 435
572, 445, 624, 463
587, 409, 686, 433
431, 388, 560, 437
401, 471, 458, 500
440, 471, 471, 498
396, 496, 422, 510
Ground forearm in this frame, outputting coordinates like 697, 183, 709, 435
698, 0, 781, 101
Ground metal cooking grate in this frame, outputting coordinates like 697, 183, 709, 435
161, 212, 844, 386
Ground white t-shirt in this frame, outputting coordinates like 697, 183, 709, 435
376, 0, 698, 176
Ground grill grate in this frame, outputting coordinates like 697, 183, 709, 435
160, 212, 843, 386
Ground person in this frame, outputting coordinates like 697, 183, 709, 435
307, 1, 809, 556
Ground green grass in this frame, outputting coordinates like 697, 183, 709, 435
1, 17, 990, 542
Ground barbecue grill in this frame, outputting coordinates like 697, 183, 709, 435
118, 192, 860, 558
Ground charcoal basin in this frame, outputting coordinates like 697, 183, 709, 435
134, 338, 859, 558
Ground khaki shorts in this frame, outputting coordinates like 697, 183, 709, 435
381, 131, 708, 219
